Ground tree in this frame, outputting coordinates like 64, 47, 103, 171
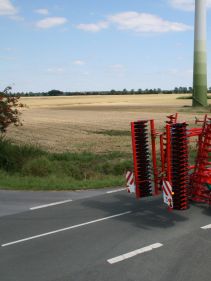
122, 88, 128, 94
48, 89, 64, 96
110, 89, 116, 95
0, 87, 24, 135
188, 87, 193, 93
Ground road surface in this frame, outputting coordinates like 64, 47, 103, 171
0, 188, 211, 281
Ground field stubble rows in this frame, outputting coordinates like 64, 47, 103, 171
7, 94, 196, 153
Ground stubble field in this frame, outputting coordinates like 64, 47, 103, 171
1, 94, 208, 190
7, 94, 195, 154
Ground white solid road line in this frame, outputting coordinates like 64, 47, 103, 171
201, 224, 211, 229
30, 199, 73, 210
106, 188, 126, 194
1, 211, 132, 247
107, 243, 163, 264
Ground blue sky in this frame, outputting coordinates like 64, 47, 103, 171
0, 0, 211, 92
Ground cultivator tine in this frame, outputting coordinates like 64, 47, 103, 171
131, 121, 153, 198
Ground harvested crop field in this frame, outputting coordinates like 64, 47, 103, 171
7, 94, 204, 153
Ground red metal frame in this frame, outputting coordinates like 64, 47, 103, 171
166, 124, 172, 185
130, 113, 211, 209
166, 113, 178, 124
150, 120, 159, 195
189, 117, 211, 204
160, 134, 165, 176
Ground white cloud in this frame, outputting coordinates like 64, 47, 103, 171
35, 8, 49, 15
76, 11, 192, 33
0, 0, 17, 15
46, 67, 64, 73
110, 64, 125, 70
36, 17, 68, 29
76, 21, 109, 32
170, 0, 211, 11
73, 60, 85, 65
108, 12, 192, 33
9, 15, 24, 21
170, 0, 194, 11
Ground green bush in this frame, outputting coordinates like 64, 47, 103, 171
0, 139, 45, 172
22, 156, 55, 177
0, 87, 24, 135
0, 139, 133, 189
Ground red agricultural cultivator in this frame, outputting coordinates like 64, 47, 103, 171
126, 113, 211, 210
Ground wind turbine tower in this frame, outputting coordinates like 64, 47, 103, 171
193, 0, 208, 107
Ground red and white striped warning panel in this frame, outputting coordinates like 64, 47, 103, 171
126, 171, 135, 193
162, 180, 173, 208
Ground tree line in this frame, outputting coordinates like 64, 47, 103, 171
8, 87, 211, 97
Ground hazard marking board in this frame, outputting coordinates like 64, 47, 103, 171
126, 171, 135, 193
162, 180, 173, 208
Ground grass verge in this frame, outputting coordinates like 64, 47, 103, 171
0, 138, 199, 191
177, 95, 211, 100
91, 129, 131, 136
0, 138, 132, 190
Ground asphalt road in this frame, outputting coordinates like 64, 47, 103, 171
0, 189, 211, 281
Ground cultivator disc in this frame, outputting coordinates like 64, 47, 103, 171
170, 123, 189, 210
131, 121, 153, 198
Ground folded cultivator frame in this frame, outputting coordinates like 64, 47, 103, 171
128, 113, 211, 210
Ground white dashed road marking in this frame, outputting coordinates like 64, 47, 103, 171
106, 188, 126, 194
30, 199, 73, 210
201, 224, 211, 229
107, 243, 163, 264
2, 211, 132, 247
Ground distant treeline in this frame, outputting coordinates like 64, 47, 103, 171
10, 87, 211, 97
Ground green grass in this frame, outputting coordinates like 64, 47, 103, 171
177, 95, 193, 100
177, 95, 211, 100
0, 137, 200, 191
0, 139, 132, 190
0, 170, 124, 190
90, 129, 131, 136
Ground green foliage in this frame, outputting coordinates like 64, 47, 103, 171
177, 96, 193, 100
0, 139, 45, 172
92, 130, 131, 136
177, 95, 211, 100
0, 139, 132, 190
0, 169, 124, 190
48, 89, 64, 96
22, 156, 56, 177
12, 86, 200, 97
10, 85, 211, 97
0, 87, 24, 135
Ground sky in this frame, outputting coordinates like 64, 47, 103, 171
0, 0, 211, 92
